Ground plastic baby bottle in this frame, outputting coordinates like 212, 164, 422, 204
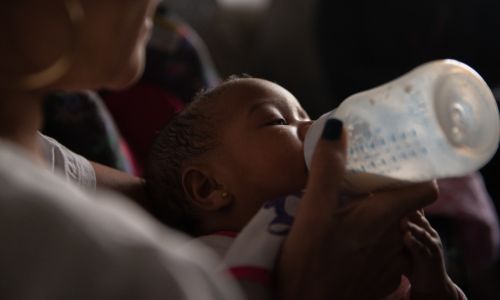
304, 59, 500, 193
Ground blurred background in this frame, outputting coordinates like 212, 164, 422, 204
162, 0, 500, 298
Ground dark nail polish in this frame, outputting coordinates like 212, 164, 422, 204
322, 118, 343, 141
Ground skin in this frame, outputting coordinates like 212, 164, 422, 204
195, 78, 312, 231
188, 78, 458, 298
0, 0, 158, 91
0, 0, 159, 196
278, 130, 442, 299
403, 210, 462, 299
0, 1, 445, 298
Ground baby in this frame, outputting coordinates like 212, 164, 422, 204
145, 76, 466, 299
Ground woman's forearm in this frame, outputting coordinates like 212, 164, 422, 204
90, 161, 146, 204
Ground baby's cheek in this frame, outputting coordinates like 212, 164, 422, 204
284, 166, 308, 194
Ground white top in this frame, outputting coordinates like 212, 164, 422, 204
0, 139, 243, 300
38, 133, 97, 190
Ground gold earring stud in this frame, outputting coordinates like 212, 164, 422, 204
221, 191, 229, 199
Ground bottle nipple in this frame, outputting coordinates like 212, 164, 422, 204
449, 102, 467, 146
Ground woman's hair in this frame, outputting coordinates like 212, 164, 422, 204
144, 75, 248, 235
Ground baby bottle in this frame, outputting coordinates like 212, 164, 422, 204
304, 59, 500, 193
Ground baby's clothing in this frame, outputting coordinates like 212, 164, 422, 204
194, 194, 300, 298
197, 193, 468, 299
199, 195, 299, 275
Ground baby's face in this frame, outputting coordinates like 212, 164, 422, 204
209, 79, 311, 222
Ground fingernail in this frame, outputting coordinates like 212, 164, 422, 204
322, 118, 343, 141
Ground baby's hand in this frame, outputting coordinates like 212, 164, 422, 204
402, 211, 461, 300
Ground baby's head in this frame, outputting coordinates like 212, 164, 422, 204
145, 77, 312, 235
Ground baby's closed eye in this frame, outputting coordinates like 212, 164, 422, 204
267, 118, 289, 126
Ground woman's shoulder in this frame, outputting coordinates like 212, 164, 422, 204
0, 140, 244, 300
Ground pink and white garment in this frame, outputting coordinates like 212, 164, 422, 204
195, 193, 300, 293
196, 192, 468, 299
197, 194, 415, 298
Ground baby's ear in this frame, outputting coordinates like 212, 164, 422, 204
182, 167, 233, 212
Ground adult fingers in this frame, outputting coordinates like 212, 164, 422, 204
359, 246, 408, 299
354, 223, 407, 287
303, 118, 347, 211
367, 181, 439, 226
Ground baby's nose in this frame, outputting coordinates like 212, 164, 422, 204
298, 120, 314, 142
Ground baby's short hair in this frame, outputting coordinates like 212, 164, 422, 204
144, 75, 249, 235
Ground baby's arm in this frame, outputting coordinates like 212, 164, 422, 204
402, 210, 467, 300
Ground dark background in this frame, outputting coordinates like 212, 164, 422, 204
314, 0, 500, 217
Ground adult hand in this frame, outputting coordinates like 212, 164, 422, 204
277, 119, 438, 300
